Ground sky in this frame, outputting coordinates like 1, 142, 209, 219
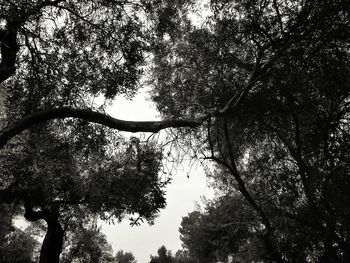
103, 89, 214, 263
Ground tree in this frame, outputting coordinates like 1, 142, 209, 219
0, 0, 207, 148
149, 246, 195, 263
0, 204, 40, 263
179, 196, 266, 263
0, 123, 168, 262
0, 3, 207, 260
61, 222, 115, 263
149, 245, 173, 263
61, 222, 139, 263
150, 0, 350, 262
114, 250, 137, 263
0, 226, 39, 263
173, 250, 195, 263
179, 211, 216, 263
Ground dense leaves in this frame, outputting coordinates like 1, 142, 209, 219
114, 250, 137, 263
0, 204, 39, 263
151, 1, 350, 262
149, 245, 194, 263
179, 197, 264, 263
0, 1, 172, 262
0, 227, 39, 263
61, 223, 114, 263
0, 122, 168, 261
1, 0, 147, 107
149, 246, 173, 263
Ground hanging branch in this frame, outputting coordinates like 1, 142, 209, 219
0, 107, 212, 148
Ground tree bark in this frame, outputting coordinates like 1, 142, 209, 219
24, 199, 64, 263
0, 107, 211, 148
39, 215, 64, 263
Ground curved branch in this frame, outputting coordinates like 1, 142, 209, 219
220, 120, 287, 263
24, 198, 48, 222
0, 107, 211, 148
0, 1, 67, 84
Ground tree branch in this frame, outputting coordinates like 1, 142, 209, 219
219, 119, 288, 263
222, 120, 271, 230
23, 197, 48, 222
273, 0, 284, 33
0, 107, 212, 148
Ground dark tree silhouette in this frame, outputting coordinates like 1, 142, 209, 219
149, 246, 173, 263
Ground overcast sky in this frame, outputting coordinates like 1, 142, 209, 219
104, 89, 214, 263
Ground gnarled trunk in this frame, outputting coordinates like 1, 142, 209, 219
24, 199, 64, 263
39, 215, 64, 263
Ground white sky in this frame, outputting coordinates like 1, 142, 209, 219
103, 89, 214, 263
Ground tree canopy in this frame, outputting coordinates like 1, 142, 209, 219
149, 245, 173, 263
0, 1, 179, 262
150, 0, 350, 262
149, 245, 194, 263
114, 250, 137, 263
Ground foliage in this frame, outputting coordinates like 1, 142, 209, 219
0, 1, 173, 261
172, 250, 194, 263
0, 211, 39, 263
1, 0, 148, 106
150, 1, 350, 262
1, 125, 167, 219
179, 197, 265, 263
1, 0, 350, 262
0, 230, 37, 263
0, 123, 168, 261
61, 222, 139, 263
149, 246, 195, 263
61, 222, 114, 263
149, 245, 173, 263
114, 250, 137, 263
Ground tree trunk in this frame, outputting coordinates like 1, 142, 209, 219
24, 199, 64, 263
39, 215, 64, 263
